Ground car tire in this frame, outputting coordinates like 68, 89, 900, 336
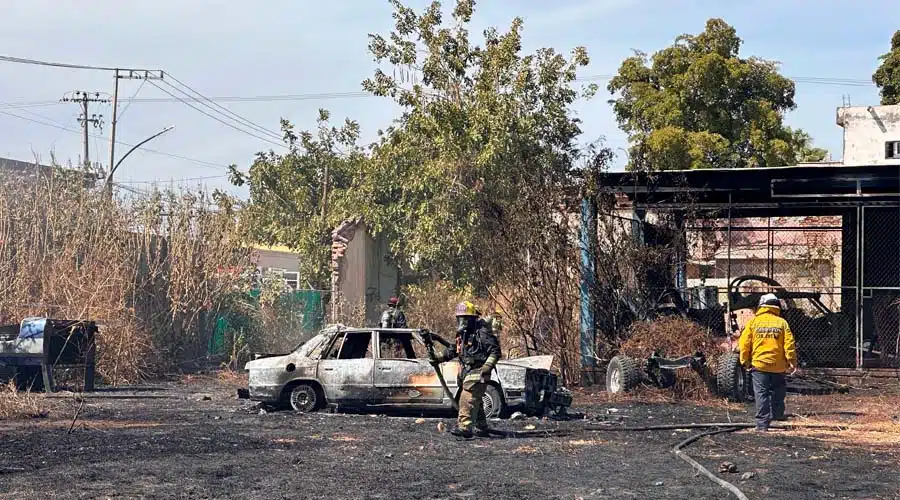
716, 352, 745, 402
481, 384, 504, 419
606, 355, 642, 394
288, 382, 320, 413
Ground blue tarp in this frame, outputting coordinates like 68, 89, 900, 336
18, 318, 47, 340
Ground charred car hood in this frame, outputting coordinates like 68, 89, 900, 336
496, 355, 553, 371
245, 353, 305, 371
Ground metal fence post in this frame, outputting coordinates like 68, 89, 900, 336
580, 196, 597, 383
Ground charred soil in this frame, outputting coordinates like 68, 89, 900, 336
0, 375, 897, 499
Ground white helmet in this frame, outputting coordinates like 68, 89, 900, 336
758, 293, 780, 308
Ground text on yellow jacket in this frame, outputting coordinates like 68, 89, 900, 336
738, 305, 797, 373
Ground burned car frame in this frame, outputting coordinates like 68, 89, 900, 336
243, 325, 572, 418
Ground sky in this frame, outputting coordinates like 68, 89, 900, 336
0, 0, 893, 197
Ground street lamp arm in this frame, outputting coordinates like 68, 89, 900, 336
106, 125, 175, 183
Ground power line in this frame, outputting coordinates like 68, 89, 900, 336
117, 78, 145, 122
163, 72, 283, 140
146, 79, 286, 149
116, 174, 229, 185
0, 106, 230, 170
0, 75, 880, 110
0, 54, 156, 73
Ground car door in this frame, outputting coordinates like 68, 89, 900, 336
373, 331, 444, 404
316, 331, 376, 404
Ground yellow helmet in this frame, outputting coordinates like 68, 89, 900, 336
494, 307, 503, 316
455, 301, 477, 317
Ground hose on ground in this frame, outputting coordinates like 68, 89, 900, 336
673, 427, 749, 500
490, 421, 844, 438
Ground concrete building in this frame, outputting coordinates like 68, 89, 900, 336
330, 219, 400, 326
251, 244, 302, 291
836, 104, 900, 165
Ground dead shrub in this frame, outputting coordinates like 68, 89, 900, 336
0, 381, 50, 419
619, 317, 729, 400
404, 281, 476, 339
0, 170, 252, 383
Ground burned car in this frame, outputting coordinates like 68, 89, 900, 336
243, 326, 571, 418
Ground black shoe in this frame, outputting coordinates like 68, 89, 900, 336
450, 427, 473, 439
473, 428, 491, 438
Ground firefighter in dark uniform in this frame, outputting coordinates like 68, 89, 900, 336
379, 297, 407, 328
430, 301, 501, 438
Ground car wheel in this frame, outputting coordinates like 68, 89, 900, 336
288, 383, 319, 413
716, 352, 745, 402
481, 384, 504, 419
606, 355, 642, 394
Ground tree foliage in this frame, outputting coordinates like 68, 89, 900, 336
873, 30, 900, 105
608, 18, 826, 170
227, 110, 366, 289
228, 0, 597, 291
355, 0, 595, 286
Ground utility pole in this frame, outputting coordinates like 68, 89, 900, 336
108, 69, 164, 184
61, 91, 108, 168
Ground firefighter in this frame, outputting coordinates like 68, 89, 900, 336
430, 301, 501, 438
379, 297, 407, 328
739, 293, 798, 431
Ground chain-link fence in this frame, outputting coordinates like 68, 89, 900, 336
677, 213, 898, 369
859, 207, 900, 369
209, 289, 329, 361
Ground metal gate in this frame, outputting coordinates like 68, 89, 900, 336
858, 206, 900, 369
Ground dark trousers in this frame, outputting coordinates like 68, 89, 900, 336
751, 370, 786, 429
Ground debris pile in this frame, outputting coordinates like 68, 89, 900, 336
620, 317, 729, 400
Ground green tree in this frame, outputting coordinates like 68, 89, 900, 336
608, 18, 826, 170
356, 0, 595, 286
226, 109, 366, 289
873, 30, 900, 105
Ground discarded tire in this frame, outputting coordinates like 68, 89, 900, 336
716, 352, 745, 402
482, 384, 504, 419
606, 355, 642, 394
288, 383, 319, 413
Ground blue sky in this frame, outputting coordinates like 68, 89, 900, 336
0, 0, 892, 195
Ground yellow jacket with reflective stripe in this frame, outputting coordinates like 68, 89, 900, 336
738, 306, 797, 374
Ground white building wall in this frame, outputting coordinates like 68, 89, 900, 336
836, 104, 900, 165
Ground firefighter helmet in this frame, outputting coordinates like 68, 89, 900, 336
455, 301, 478, 317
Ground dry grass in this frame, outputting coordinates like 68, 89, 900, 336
217, 369, 249, 387
619, 317, 729, 400
0, 381, 50, 420
782, 390, 900, 452
0, 172, 252, 383
405, 281, 476, 339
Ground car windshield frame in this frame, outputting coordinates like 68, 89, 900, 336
293, 331, 332, 358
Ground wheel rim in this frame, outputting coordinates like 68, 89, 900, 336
609, 366, 622, 392
482, 391, 497, 418
290, 385, 316, 412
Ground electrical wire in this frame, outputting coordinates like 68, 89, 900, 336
146, 79, 285, 149
116, 174, 229, 184
0, 54, 129, 71
0, 76, 880, 111
116, 78, 146, 122
162, 72, 283, 140
0, 107, 230, 170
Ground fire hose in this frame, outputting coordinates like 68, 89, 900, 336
420, 329, 459, 411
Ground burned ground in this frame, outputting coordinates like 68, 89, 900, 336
0, 375, 897, 500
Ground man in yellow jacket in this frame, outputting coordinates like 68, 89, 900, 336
739, 293, 797, 431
